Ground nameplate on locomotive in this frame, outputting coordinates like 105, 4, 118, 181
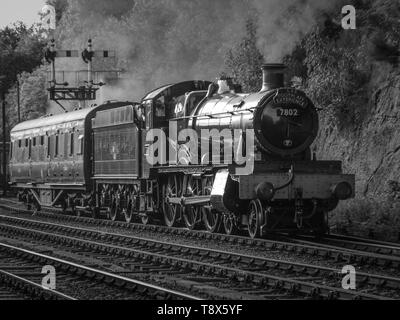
272, 89, 309, 109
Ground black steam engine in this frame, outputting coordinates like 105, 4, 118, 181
9, 64, 355, 238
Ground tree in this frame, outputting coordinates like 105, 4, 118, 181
0, 23, 48, 140
6, 67, 49, 134
0, 22, 46, 93
223, 19, 264, 92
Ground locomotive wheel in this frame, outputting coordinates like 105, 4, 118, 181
183, 176, 201, 230
248, 199, 264, 239
203, 209, 221, 233
125, 187, 139, 224
201, 176, 221, 233
223, 214, 237, 235
163, 175, 182, 227
183, 206, 199, 230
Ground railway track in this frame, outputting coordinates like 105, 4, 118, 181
0, 214, 396, 300
0, 268, 73, 300
286, 233, 400, 257
1, 200, 399, 270
0, 241, 200, 300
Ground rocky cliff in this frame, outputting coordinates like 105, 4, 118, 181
314, 63, 400, 240
316, 64, 400, 198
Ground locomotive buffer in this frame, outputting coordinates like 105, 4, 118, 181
45, 39, 114, 110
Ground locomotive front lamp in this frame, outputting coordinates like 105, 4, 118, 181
331, 182, 353, 200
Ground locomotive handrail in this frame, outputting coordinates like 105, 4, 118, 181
169, 107, 256, 122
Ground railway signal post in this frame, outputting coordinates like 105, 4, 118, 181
45, 39, 116, 111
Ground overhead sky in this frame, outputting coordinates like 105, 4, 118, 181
0, 0, 47, 28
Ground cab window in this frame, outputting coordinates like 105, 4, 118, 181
154, 96, 166, 117
186, 92, 206, 115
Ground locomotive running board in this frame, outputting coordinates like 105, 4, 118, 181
167, 195, 211, 206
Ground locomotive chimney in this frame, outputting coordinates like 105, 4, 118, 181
260, 63, 286, 92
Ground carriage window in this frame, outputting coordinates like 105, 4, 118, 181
47, 136, 51, 158
25, 139, 28, 148
55, 132, 59, 157
70, 132, 74, 155
59, 133, 64, 157
40, 136, 45, 146
32, 137, 36, 147
18, 140, 21, 148
54, 131, 60, 157
28, 139, 32, 159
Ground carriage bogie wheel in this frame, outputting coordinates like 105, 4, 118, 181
60, 200, 68, 214
141, 214, 151, 225
124, 206, 133, 224
109, 201, 119, 222
30, 201, 41, 216
71, 207, 81, 217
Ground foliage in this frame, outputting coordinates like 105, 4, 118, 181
5, 67, 49, 134
332, 194, 400, 241
0, 22, 46, 93
303, 28, 371, 129
223, 19, 265, 92
281, 0, 400, 130
0, 22, 47, 140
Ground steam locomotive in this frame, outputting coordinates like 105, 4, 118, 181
9, 64, 355, 238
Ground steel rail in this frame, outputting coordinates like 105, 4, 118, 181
0, 269, 75, 300
0, 218, 392, 300
1, 201, 399, 270
0, 241, 201, 300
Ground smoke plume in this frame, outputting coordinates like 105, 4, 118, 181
49, 0, 341, 109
